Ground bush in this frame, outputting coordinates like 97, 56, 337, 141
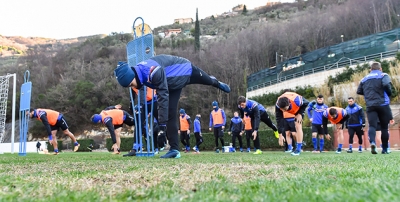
106, 127, 334, 152
74, 139, 95, 152
106, 138, 135, 152
46, 141, 63, 152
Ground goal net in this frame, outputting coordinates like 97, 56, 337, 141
0, 74, 16, 153
0, 74, 12, 144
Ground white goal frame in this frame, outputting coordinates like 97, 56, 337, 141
0, 73, 16, 154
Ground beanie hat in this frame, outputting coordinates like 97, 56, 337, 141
114, 61, 135, 87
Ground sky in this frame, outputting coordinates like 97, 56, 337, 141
0, 0, 294, 39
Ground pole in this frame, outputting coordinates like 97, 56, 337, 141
11, 74, 16, 154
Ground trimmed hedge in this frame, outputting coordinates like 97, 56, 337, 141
74, 139, 95, 152
106, 127, 334, 151
106, 138, 135, 152
46, 141, 63, 152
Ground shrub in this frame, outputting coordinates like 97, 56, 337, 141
74, 139, 95, 152
46, 141, 63, 152
106, 127, 334, 152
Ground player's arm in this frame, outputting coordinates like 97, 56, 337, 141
275, 106, 284, 132
322, 116, 329, 135
382, 74, 392, 96
297, 97, 309, 116
103, 117, 117, 144
150, 67, 169, 129
38, 112, 52, 136
356, 82, 364, 95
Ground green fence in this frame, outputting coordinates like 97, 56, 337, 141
248, 28, 400, 91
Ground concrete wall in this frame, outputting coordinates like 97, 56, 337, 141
0, 141, 47, 154
247, 68, 345, 97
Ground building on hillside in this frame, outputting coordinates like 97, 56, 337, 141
133, 23, 152, 37
232, 4, 245, 12
164, 28, 182, 38
266, 1, 282, 6
174, 18, 193, 24
221, 11, 239, 17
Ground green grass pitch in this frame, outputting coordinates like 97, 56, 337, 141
0, 151, 398, 201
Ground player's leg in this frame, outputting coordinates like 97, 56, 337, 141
214, 127, 220, 153
292, 116, 304, 156
160, 89, 182, 158
311, 124, 319, 152
260, 112, 278, 137
114, 127, 122, 154
347, 127, 355, 153
188, 65, 230, 93
238, 132, 243, 152
245, 130, 251, 152
366, 108, 379, 154
355, 126, 364, 153
185, 131, 191, 152
336, 124, 344, 154
50, 129, 59, 155
218, 127, 225, 153
377, 106, 391, 154
58, 116, 80, 152
231, 132, 237, 151
180, 131, 187, 152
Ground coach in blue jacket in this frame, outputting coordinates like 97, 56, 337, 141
357, 62, 393, 154
114, 54, 231, 158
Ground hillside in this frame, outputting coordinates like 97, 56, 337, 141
0, 0, 399, 138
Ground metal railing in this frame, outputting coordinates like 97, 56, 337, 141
247, 49, 399, 92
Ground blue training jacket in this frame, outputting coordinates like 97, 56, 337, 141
132, 54, 193, 125
194, 117, 201, 133
307, 102, 328, 124
357, 70, 392, 107
237, 99, 266, 131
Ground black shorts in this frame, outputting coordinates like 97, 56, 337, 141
284, 120, 296, 133
114, 124, 123, 130
348, 126, 364, 136
311, 124, 324, 134
50, 115, 69, 131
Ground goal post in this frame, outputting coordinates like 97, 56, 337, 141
0, 73, 16, 154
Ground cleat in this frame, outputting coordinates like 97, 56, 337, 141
387, 148, 391, 153
240, 148, 243, 152
222, 148, 225, 153
253, 149, 262, 154
192, 146, 197, 151
53, 152, 59, 155
382, 150, 390, 154
335, 150, 341, 154
274, 131, 279, 139
347, 149, 353, 153
312, 150, 320, 153
285, 149, 293, 153
246, 148, 250, 152
160, 149, 181, 158
291, 151, 300, 156
160, 147, 165, 151
371, 144, 377, 154
218, 81, 231, 93
358, 150, 362, 153
73, 144, 80, 152
216, 149, 220, 153
123, 150, 136, 157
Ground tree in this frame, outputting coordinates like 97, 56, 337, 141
194, 8, 200, 52
242, 5, 248, 15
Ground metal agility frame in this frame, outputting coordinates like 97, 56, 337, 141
126, 17, 155, 157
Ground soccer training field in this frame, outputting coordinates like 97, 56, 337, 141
0, 151, 398, 201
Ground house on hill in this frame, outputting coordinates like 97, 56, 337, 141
232, 4, 245, 12
164, 28, 182, 38
174, 18, 193, 24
